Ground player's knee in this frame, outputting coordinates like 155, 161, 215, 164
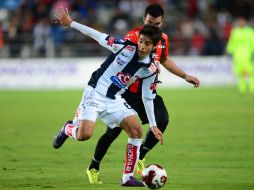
129, 125, 143, 138
76, 128, 93, 141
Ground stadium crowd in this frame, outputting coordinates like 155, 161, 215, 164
0, 0, 254, 58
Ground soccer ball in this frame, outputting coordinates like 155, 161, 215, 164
141, 164, 167, 189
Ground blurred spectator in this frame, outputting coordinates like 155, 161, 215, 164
0, 22, 3, 49
8, 15, 22, 57
0, 0, 21, 10
0, 0, 254, 57
189, 28, 205, 55
202, 21, 223, 55
33, 17, 52, 57
108, 9, 132, 37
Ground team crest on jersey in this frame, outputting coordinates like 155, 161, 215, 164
110, 72, 131, 88
116, 57, 127, 66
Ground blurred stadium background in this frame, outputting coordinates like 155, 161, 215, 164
0, 0, 254, 58
1, 0, 254, 190
1, 0, 254, 89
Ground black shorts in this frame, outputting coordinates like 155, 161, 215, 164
122, 91, 168, 125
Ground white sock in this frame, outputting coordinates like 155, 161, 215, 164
64, 123, 78, 140
122, 138, 142, 183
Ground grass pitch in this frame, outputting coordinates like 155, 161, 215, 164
0, 87, 254, 190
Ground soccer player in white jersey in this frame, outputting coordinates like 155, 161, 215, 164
53, 8, 162, 187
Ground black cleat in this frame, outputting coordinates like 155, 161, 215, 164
52, 120, 73, 149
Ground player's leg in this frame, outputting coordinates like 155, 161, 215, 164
53, 119, 96, 149
234, 63, 247, 94
86, 127, 122, 184
120, 115, 144, 187
88, 127, 123, 170
134, 95, 169, 174
53, 86, 98, 149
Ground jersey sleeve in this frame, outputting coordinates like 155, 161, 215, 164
70, 21, 125, 53
141, 75, 157, 127
124, 30, 139, 44
161, 33, 169, 58
99, 36, 126, 53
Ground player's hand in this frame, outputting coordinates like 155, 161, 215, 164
151, 126, 163, 145
55, 8, 72, 27
184, 74, 200, 88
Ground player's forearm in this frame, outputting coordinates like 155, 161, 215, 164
161, 57, 187, 79
142, 97, 157, 128
70, 21, 107, 42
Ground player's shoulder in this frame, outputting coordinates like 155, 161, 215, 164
125, 26, 142, 43
128, 26, 142, 34
161, 32, 169, 41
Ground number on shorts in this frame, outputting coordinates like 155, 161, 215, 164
124, 102, 132, 109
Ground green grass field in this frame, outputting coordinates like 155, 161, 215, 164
0, 87, 254, 190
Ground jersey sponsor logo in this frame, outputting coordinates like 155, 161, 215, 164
110, 72, 131, 88
121, 52, 130, 58
116, 57, 127, 66
124, 144, 138, 173
124, 45, 135, 51
156, 44, 165, 49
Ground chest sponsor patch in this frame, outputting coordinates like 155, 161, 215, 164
110, 72, 131, 88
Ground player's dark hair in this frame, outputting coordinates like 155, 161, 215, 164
144, 4, 164, 18
139, 25, 162, 45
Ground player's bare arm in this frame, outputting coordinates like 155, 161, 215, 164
160, 57, 200, 88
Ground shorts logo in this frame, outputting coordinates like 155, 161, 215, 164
110, 72, 131, 88
116, 57, 127, 66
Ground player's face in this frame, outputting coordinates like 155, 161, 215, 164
137, 34, 154, 59
143, 14, 163, 28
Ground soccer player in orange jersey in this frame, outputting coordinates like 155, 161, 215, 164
86, 4, 200, 184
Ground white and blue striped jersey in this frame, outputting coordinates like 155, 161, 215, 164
87, 35, 158, 99
71, 21, 159, 127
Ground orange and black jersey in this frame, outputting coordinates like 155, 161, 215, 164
124, 26, 169, 94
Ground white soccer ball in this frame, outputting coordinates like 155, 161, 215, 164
141, 164, 167, 189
